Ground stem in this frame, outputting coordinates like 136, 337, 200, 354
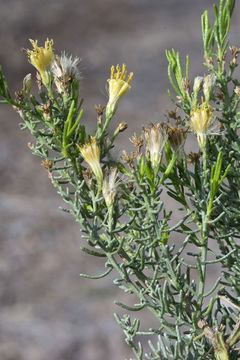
108, 205, 114, 234
198, 143, 209, 309
47, 85, 61, 112
158, 153, 178, 187
98, 113, 113, 143
107, 253, 168, 324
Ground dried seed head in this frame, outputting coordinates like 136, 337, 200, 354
51, 52, 80, 93
166, 109, 178, 121
15, 90, 24, 104
94, 104, 105, 116
230, 45, 240, 65
168, 126, 187, 156
130, 132, 144, 154
38, 101, 51, 120
41, 159, 54, 181
41, 158, 53, 171
122, 150, 137, 171
187, 151, 201, 164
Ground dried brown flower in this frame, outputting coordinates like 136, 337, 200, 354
187, 151, 201, 164
168, 126, 187, 156
130, 132, 143, 154
230, 45, 240, 65
122, 150, 137, 170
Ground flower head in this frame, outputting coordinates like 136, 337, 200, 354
190, 101, 214, 148
143, 124, 168, 168
77, 136, 103, 187
168, 126, 187, 158
106, 64, 133, 119
51, 52, 80, 93
102, 168, 119, 208
26, 39, 54, 87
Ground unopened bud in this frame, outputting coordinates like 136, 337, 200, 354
113, 122, 128, 142
23, 73, 32, 94
203, 74, 216, 103
102, 168, 119, 208
118, 122, 128, 132
193, 76, 203, 95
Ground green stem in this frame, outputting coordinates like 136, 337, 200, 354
198, 143, 209, 309
108, 205, 114, 234
47, 85, 61, 112
98, 113, 113, 143
158, 153, 178, 187
107, 253, 167, 324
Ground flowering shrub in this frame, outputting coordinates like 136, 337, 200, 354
1, 0, 240, 359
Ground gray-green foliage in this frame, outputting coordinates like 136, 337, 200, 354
1, 0, 240, 359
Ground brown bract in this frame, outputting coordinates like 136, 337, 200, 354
168, 126, 187, 154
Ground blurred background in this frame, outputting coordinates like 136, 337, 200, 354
0, 1, 240, 359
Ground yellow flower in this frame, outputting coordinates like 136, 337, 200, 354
26, 39, 54, 86
77, 136, 103, 187
106, 64, 133, 119
190, 101, 214, 148
143, 124, 168, 168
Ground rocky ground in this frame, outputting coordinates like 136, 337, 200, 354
0, 1, 240, 359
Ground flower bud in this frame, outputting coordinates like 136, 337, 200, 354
102, 168, 119, 208
23, 73, 32, 94
118, 122, 128, 132
203, 74, 216, 103
193, 76, 203, 95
